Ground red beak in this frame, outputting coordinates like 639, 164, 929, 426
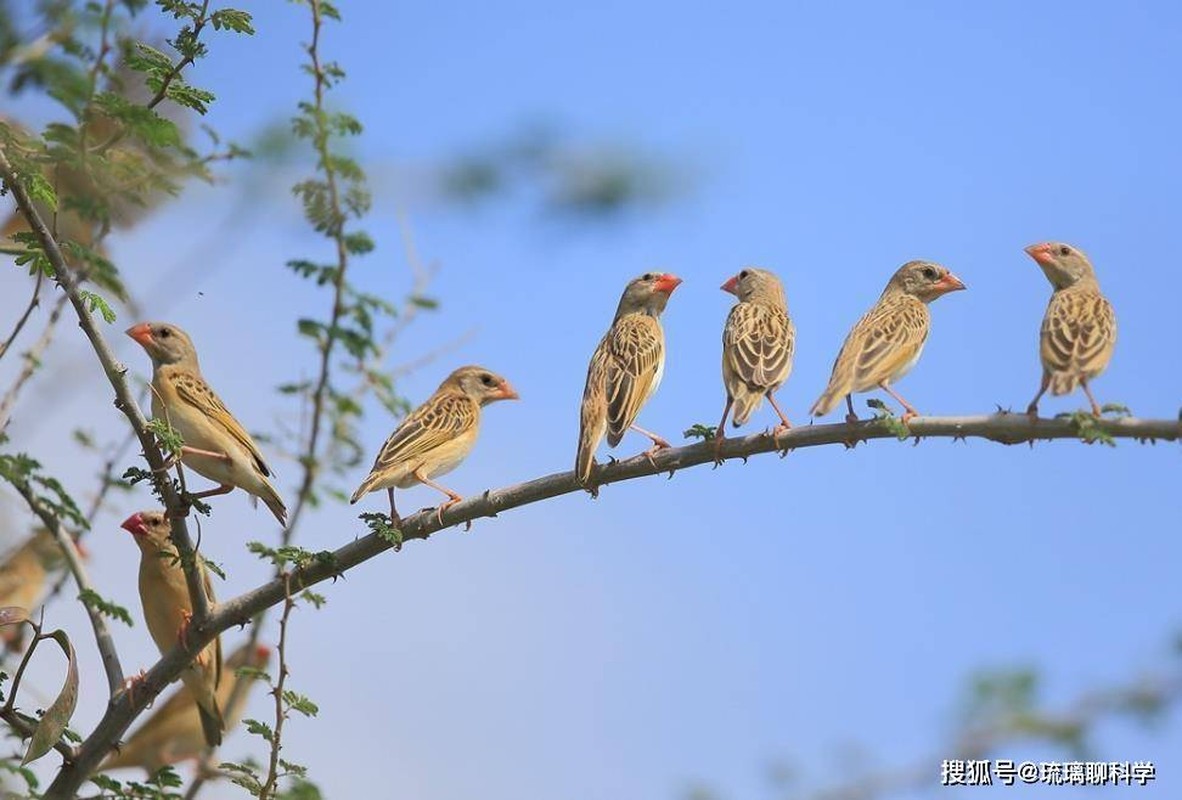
720, 275, 740, 295
125, 323, 153, 347
652, 273, 683, 294
935, 273, 967, 293
120, 512, 148, 538
1024, 243, 1054, 266
495, 380, 520, 400
255, 645, 272, 663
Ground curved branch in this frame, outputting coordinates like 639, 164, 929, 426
0, 292, 67, 433
40, 411, 1180, 797
0, 150, 211, 645
14, 484, 124, 696
0, 268, 44, 364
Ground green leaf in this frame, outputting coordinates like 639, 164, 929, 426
23, 629, 79, 764
77, 290, 117, 323
683, 423, 716, 440
210, 8, 255, 34
244, 717, 275, 743
282, 690, 319, 717
78, 589, 134, 627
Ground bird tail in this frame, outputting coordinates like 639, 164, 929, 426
257, 479, 288, 526
810, 382, 845, 418
1049, 372, 1080, 396
731, 388, 764, 428
349, 474, 378, 505
197, 701, 224, 748
576, 411, 605, 487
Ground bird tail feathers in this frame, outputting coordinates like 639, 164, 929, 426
731, 390, 764, 427
257, 480, 287, 527
576, 416, 605, 487
1049, 372, 1080, 396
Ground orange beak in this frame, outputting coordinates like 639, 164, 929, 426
935, 273, 967, 293
496, 380, 520, 401
120, 512, 147, 537
720, 275, 739, 295
1024, 242, 1054, 266
653, 273, 683, 294
255, 644, 272, 663
125, 323, 153, 347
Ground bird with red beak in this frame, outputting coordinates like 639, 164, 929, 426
576, 271, 683, 490
811, 260, 966, 424
350, 365, 520, 525
1022, 241, 1116, 417
125, 321, 287, 525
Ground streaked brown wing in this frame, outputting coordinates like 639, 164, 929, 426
604, 315, 664, 440
848, 296, 929, 388
370, 393, 477, 473
1040, 287, 1117, 376
172, 373, 273, 477
724, 302, 794, 390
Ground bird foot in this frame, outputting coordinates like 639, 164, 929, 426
121, 669, 148, 705
435, 496, 462, 526
177, 611, 193, 651
901, 411, 917, 425
712, 433, 725, 468
642, 440, 670, 469
844, 412, 860, 425
769, 423, 792, 452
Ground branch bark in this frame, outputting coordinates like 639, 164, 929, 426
39, 411, 1180, 797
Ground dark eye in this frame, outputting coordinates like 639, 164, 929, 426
158, 327, 171, 339
641, 272, 655, 281
739, 270, 749, 279
1058, 245, 1070, 256
481, 374, 495, 387
921, 266, 937, 280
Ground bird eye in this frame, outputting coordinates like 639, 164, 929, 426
1058, 245, 1070, 256
921, 266, 937, 280
739, 270, 749, 279
159, 327, 171, 339
481, 374, 495, 386
641, 272, 655, 281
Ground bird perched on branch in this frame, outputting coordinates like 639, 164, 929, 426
716, 268, 795, 458
576, 271, 683, 490
1023, 242, 1116, 418
100, 641, 271, 774
126, 322, 287, 525
122, 510, 224, 748
350, 365, 519, 526
811, 260, 965, 423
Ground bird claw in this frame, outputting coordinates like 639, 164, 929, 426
121, 670, 148, 706
1026, 404, 1039, 419
435, 497, 462, 527
177, 611, 193, 651
901, 411, 917, 425
844, 412, 860, 425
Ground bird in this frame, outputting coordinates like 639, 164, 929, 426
576, 271, 683, 489
126, 322, 287, 525
1023, 242, 1117, 418
811, 260, 965, 423
716, 267, 795, 458
121, 510, 224, 748
350, 365, 519, 526
99, 642, 271, 774
0, 529, 74, 651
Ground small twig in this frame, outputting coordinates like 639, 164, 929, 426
0, 292, 67, 432
259, 574, 296, 800
15, 485, 124, 696
0, 268, 45, 363
3, 619, 45, 715
0, 621, 78, 762
145, 0, 212, 110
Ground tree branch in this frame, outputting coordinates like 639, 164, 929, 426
0, 148, 212, 659
0, 267, 44, 363
14, 484, 124, 696
39, 411, 1180, 797
0, 292, 67, 433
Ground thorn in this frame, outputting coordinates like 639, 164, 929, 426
912, 436, 921, 447
464, 520, 473, 532
740, 455, 748, 465
666, 469, 675, 480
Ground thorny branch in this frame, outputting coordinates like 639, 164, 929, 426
39, 410, 1182, 797
259, 575, 296, 799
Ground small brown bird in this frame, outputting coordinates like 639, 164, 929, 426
350, 365, 519, 525
0, 530, 71, 650
1023, 242, 1117, 417
126, 322, 287, 525
576, 272, 683, 488
122, 510, 224, 748
811, 260, 965, 423
100, 642, 271, 774
716, 268, 796, 456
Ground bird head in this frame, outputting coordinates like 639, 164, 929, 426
448, 366, 520, 405
616, 271, 683, 317
120, 510, 172, 551
1024, 242, 1096, 289
887, 260, 966, 302
125, 322, 199, 368
252, 645, 272, 667
721, 267, 785, 304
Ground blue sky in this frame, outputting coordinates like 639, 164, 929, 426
2, 0, 1181, 798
